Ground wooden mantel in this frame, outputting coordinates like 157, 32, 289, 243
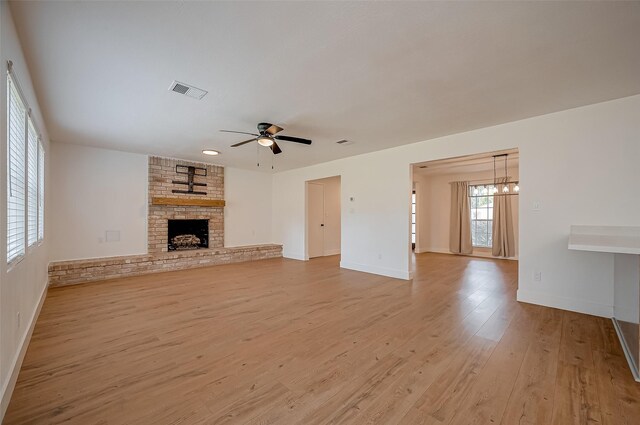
151, 197, 226, 207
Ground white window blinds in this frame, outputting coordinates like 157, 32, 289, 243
38, 140, 44, 241
7, 74, 26, 262
27, 119, 38, 246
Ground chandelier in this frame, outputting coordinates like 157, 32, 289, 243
471, 154, 519, 196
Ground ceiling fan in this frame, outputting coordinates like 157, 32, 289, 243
220, 122, 312, 154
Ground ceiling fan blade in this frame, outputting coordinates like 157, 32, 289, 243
265, 124, 284, 135
220, 130, 259, 136
270, 141, 282, 155
275, 135, 312, 145
230, 138, 257, 147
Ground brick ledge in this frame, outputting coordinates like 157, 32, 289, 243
48, 244, 283, 287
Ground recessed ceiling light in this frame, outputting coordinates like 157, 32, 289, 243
202, 150, 220, 156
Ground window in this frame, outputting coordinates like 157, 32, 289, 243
27, 119, 38, 246
6, 69, 45, 262
38, 140, 44, 241
7, 74, 26, 262
411, 191, 416, 247
469, 185, 495, 248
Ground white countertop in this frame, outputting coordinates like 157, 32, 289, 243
569, 225, 640, 255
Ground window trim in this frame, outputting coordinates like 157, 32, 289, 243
37, 139, 45, 243
27, 117, 38, 248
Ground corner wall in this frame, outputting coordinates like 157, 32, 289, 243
272, 94, 640, 317
49, 143, 148, 261
1, 3, 51, 418
224, 167, 272, 247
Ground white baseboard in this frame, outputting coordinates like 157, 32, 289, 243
324, 249, 341, 256
340, 260, 412, 280
285, 250, 340, 260
612, 318, 640, 382
1, 283, 48, 421
517, 288, 613, 318
283, 251, 307, 261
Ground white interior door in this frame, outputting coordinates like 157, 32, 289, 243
308, 183, 325, 258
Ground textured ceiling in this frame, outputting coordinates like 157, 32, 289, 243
10, 1, 640, 171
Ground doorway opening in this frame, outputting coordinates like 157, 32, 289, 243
411, 148, 519, 265
306, 176, 341, 260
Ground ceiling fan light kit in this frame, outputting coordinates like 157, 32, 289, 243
257, 135, 274, 147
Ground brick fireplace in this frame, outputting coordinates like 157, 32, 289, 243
48, 156, 282, 287
148, 156, 224, 253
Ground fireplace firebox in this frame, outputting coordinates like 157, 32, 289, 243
168, 219, 209, 251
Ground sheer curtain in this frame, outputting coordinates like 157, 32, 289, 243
492, 178, 516, 257
449, 181, 473, 255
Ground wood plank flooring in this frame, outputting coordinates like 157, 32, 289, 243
5, 253, 640, 424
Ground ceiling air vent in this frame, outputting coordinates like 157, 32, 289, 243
169, 80, 208, 100
336, 139, 354, 146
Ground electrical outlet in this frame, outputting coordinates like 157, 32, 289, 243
534, 271, 542, 282
533, 201, 541, 211
105, 230, 120, 242
378, 254, 382, 260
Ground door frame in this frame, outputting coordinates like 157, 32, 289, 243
304, 175, 342, 261
307, 182, 325, 259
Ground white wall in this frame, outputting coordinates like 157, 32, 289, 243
273, 152, 413, 277
48, 143, 273, 260
224, 167, 272, 247
307, 176, 341, 256
49, 143, 148, 261
272, 94, 640, 318
1, 3, 51, 418
415, 167, 519, 259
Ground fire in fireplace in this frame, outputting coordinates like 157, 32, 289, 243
167, 219, 209, 251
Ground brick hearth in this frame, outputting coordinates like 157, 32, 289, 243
48, 245, 282, 287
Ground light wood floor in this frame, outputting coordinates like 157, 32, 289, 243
5, 253, 640, 424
